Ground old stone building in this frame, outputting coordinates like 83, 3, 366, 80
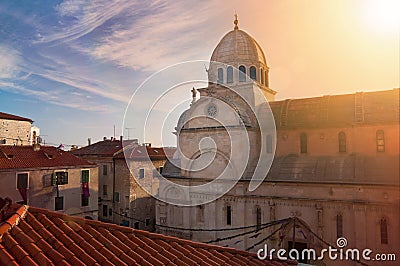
0, 144, 98, 219
156, 18, 399, 265
72, 138, 174, 231
0, 111, 40, 145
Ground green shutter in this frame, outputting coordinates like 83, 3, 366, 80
81, 170, 89, 183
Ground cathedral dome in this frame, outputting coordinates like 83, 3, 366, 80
210, 29, 267, 66
208, 16, 270, 88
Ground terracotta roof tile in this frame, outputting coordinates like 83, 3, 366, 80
0, 201, 296, 266
0, 145, 95, 170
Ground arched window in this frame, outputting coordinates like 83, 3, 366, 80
265, 71, 268, 87
376, 130, 385, 152
226, 205, 232, 225
266, 134, 272, 153
260, 68, 264, 84
217, 68, 223, 84
227, 66, 233, 83
250, 66, 257, 80
300, 133, 307, 154
380, 218, 388, 244
336, 214, 343, 238
256, 207, 261, 230
239, 65, 246, 82
338, 131, 346, 152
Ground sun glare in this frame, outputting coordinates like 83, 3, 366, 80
363, 0, 400, 35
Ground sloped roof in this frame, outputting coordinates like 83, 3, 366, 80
0, 112, 33, 123
0, 199, 295, 266
270, 89, 399, 129
71, 140, 131, 157
267, 154, 399, 185
0, 146, 95, 170
114, 146, 176, 161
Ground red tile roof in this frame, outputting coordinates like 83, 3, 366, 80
0, 145, 95, 170
71, 140, 134, 157
114, 146, 176, 161
0, 112, 33, 123
0, 199, 296, 266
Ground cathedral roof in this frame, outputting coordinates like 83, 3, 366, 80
270, 89, 399, 129
210, 19, 266, 66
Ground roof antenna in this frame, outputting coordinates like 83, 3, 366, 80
234, 12, 239, 30
204, 64, 209, 73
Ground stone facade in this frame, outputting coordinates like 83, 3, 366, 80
72, 139, 173, 231
156, 20, 399, 266
0, 114, 32, 145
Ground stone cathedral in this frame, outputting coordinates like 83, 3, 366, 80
156, 18, 399, 266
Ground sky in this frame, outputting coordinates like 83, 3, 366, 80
0, 0, 399, 147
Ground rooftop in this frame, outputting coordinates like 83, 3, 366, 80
0, 112, 33, 123
71, 139, 132, 157
270, 89, 399, 129
0, 145, 95, 170
0, 198, 295, 266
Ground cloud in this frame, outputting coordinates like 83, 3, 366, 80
68, 0, 221, 71
0, 46, 21, 79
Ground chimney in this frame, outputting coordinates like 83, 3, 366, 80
87, 138, 91, 146
33, 143, 40, 151
103, 136, 107, 141
120, 135, 123, 142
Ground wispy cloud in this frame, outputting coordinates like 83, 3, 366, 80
0, 45, 21, 79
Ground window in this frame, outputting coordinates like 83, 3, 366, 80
103, 165, 108, 175
336, 214, 343, 238
54, 171, 68, 185
103, 205, 108, 217
227, 66, 233, 83
0, 139, 5, 144
265, 71, 268, 86
139, 168, 145, 179
134, 222, 140, 229
114, 192, 120, 202
197, 205, 205, 223
239, 65, 246, 82
260, 69, 264, 84
145, 218, 151, 226
226, 205, 232, 225
217, 68, 223, 84
81, 194, 89, 206
81, 170, 89, 182
256, 207, 261, 230
103, 185, 108, 196
159, 166, 163, 174
266, 135, 272, 153
300, 133, 308, 154
338, 132, 346, 152
380, 218, 388, 244
43, 174, 53, 187
132, 194, 137, 208
376, 130, 385, 152
17, 173, 28, 189
250, 66, 256, 80
55, 196, 64, 211
109, 208, 112, 216
125, 196, 130, 209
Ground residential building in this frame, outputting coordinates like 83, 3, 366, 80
156, 18, 399, 265
72, 138, 174, 231
0, 198, 295, 265
0, 144, 98, 219
0, 111, 40, 145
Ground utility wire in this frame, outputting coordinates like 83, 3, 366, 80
245, 219, 290, 251
155, 218, 290, 232
205, 218, 290, 244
